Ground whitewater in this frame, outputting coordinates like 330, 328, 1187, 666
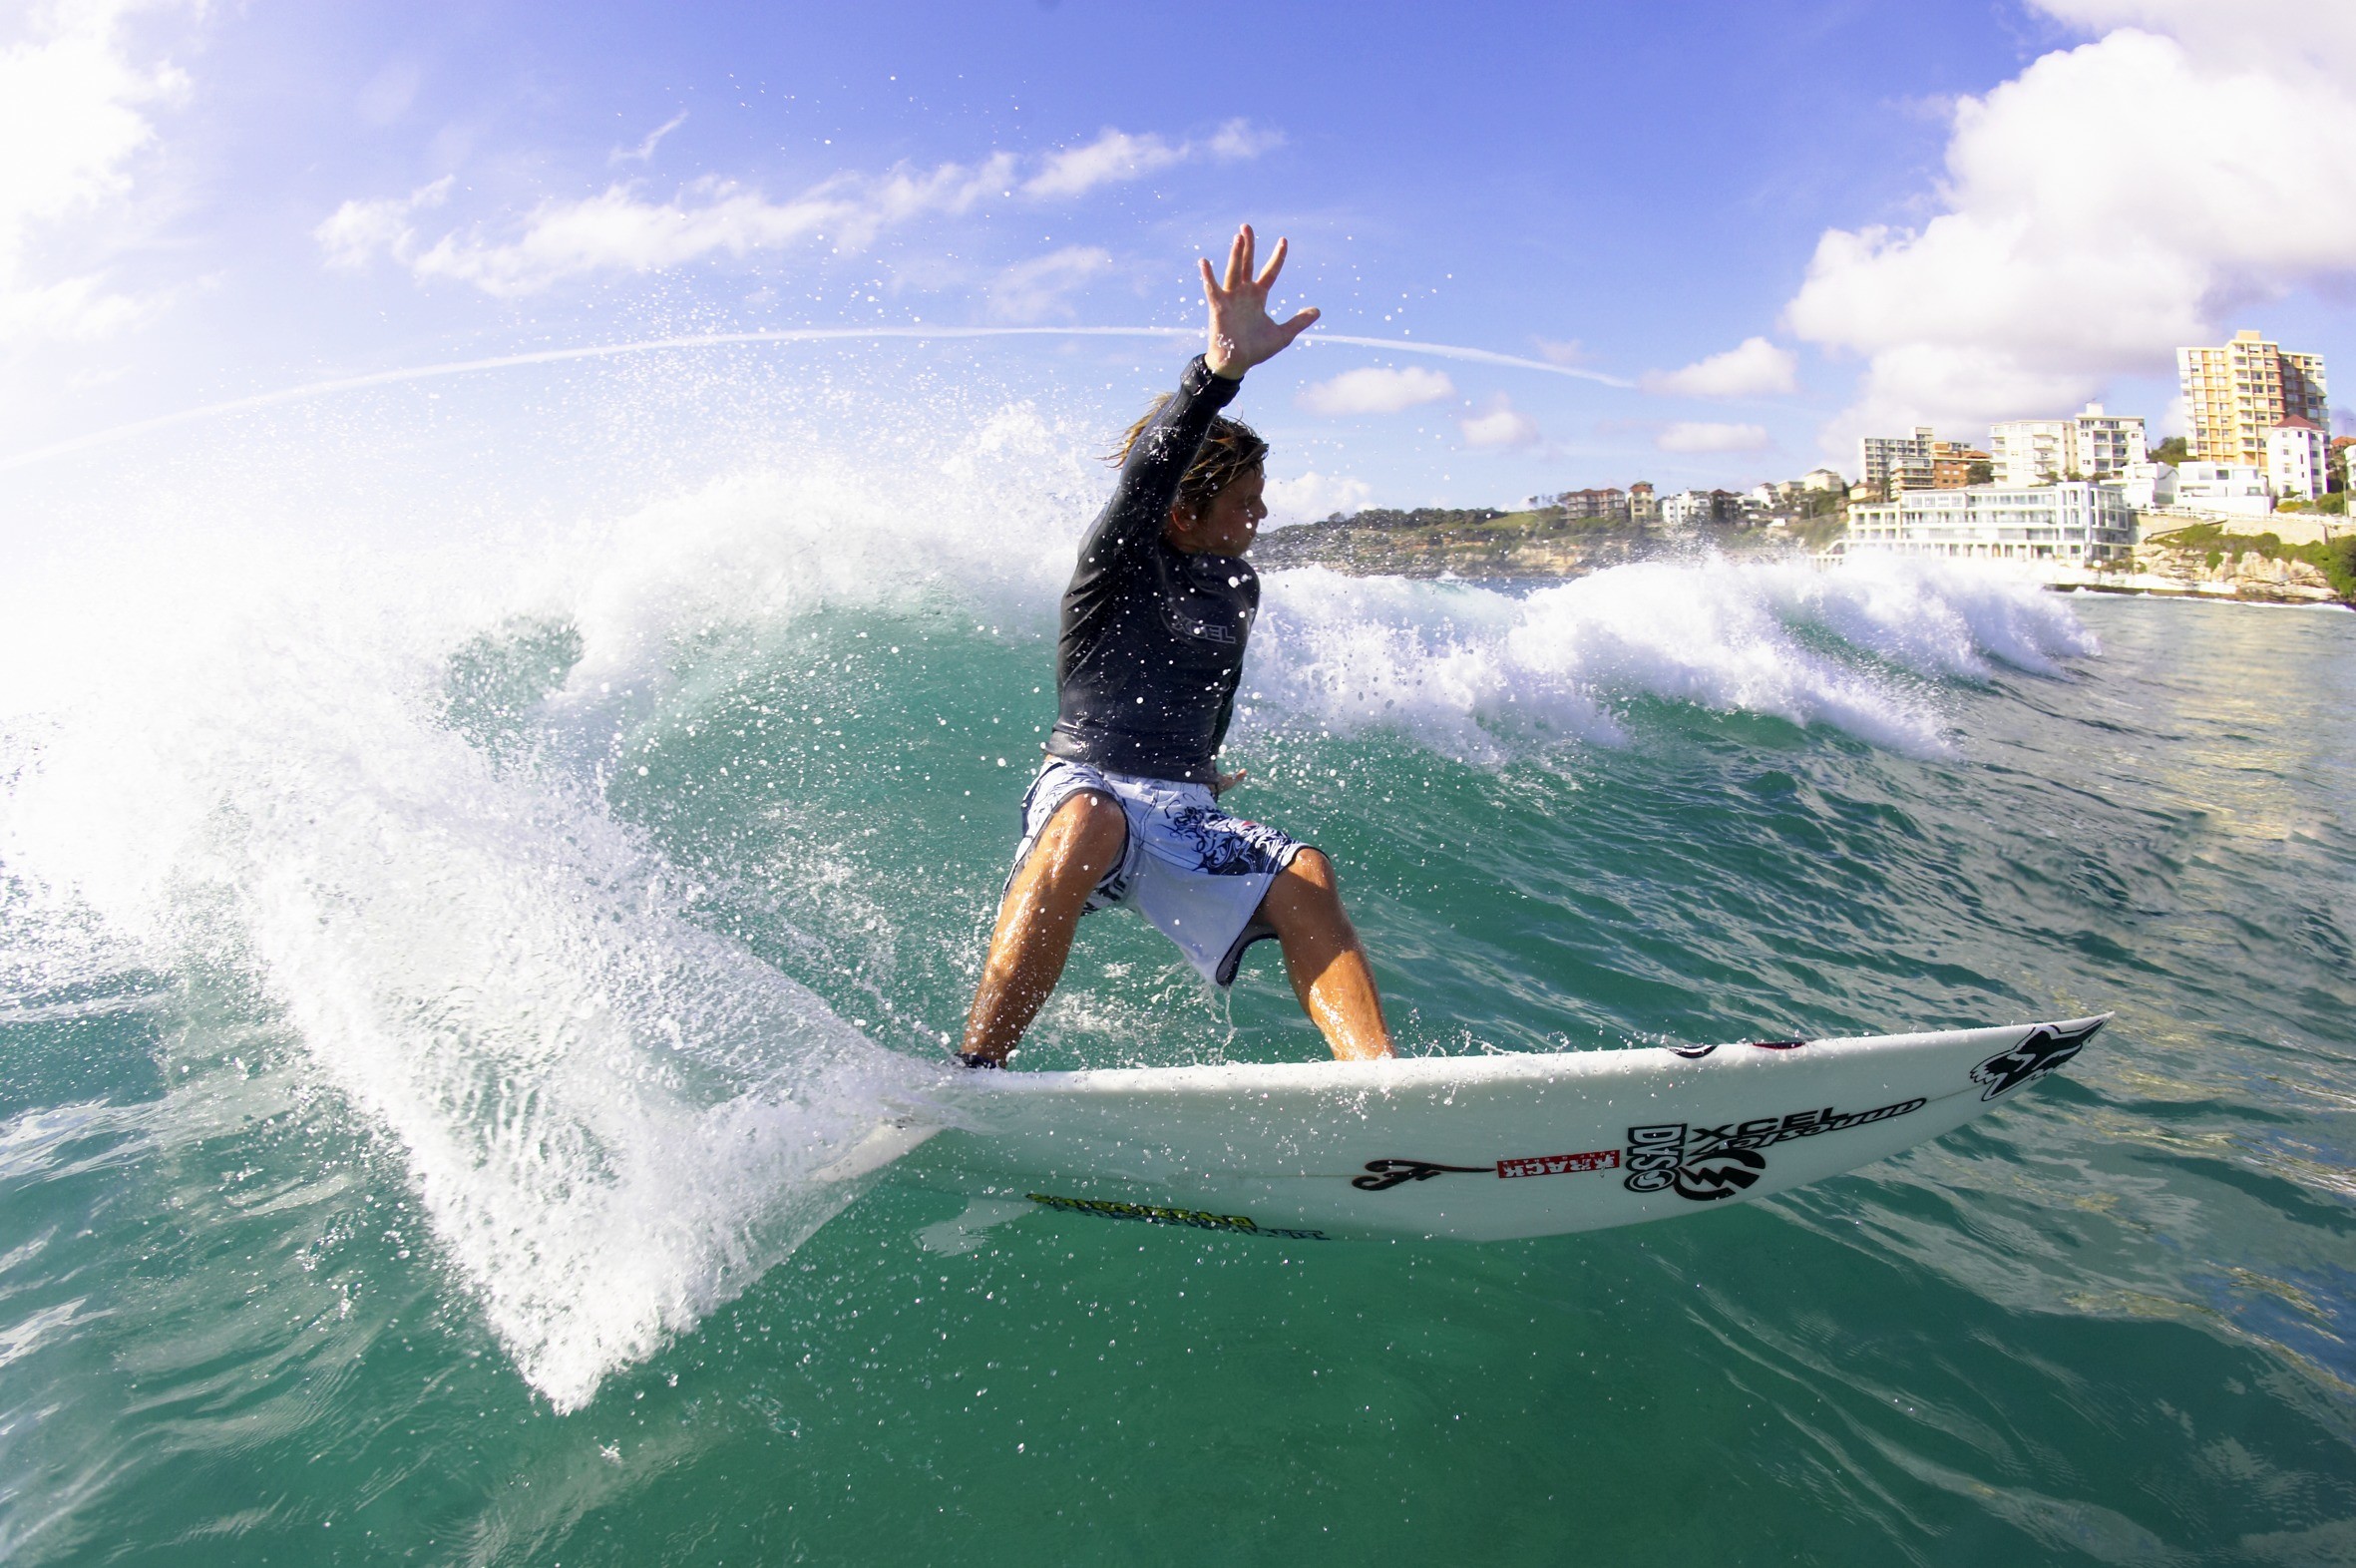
1, 352, 2349, 1564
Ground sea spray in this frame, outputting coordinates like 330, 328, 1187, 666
0, 552, 956, 1411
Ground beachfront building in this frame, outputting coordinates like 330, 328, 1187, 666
2266, 417, 2327, 501
2178, 331, 2330, 466
1987, 404, 2149, 486
1841, 482, 2136, 565
2172, 463, 2274, 518
2073, 405, 2148, 477
2115, 461, 2177, 510
1931, 442, 1992, 489
1560, 487, 1630, 522
1989, 418, 2076, 485
1628, 481, 1660, 524
1857, 428, 1936, 497
1660, 490, 1725, 531
1800, 467, 1845, 492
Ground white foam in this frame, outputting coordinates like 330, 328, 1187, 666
0, 533, 964, 1409
1247, 555, 2097, 760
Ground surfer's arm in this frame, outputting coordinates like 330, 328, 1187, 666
1074, 355, 1242, 563
1075, 224, 1316, 564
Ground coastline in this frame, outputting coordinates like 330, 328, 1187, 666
1255, 514, 2353, 608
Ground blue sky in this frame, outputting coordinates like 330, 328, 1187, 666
4, 0, 2351, 512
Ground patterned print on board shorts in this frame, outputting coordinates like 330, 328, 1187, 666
1006, 757, 1308, 986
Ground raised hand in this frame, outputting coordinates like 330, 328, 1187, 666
1201, 223, 1320, 378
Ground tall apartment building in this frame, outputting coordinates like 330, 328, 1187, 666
1858, 427, 1936, 496
1989, 405, 2147, 485
2178, 330, 2329, 465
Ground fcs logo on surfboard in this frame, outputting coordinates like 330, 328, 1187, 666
1970, 1018, 2106, 1100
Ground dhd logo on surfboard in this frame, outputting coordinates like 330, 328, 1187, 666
1623, 1096, 1930, 1201
1623, 1123, 1765, 1201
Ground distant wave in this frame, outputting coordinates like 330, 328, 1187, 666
1246, 557, 2099, 760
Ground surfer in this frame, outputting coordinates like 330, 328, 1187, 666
958, 224, 1396, 1067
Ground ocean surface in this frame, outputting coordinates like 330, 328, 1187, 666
2, 367, 2353, 1564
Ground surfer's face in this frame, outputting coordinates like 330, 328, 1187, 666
1166, 466, 1266, 557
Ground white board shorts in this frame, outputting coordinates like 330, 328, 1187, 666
1009, 758, 1308, 987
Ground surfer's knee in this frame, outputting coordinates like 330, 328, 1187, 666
1287, 847, 1339, 892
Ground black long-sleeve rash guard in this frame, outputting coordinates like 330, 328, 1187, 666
1043, 355, 1257, 786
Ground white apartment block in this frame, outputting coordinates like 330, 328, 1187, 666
2171, 464, 2274, 518
2073, 405, 2147, 476
1988, 404, 2149, 486
1988, 419, 2076, 486
2266, 417, 2327, 502
2178, 330, 2329, 466
1660, 490, 1710, 531
2115, 461, 2177, 510
1857, 428, 1935, 495
1842, 482, 2136, 564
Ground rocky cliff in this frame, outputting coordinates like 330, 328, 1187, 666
2127, 532, 2348, 605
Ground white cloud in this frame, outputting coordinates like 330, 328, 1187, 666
1204, 120, 1284, 161
2031, 0, 2356, 67
325, 157, 1015, 296
1296, 365, 1454, 416
315, 177, 451, 270
611, 111, 687, 167
1021, 119, 1279, 199
1656, 421, 1769, 454
0, 0, 191, 344
1262, 469, 1374, 527
322, 120, 1279, 296
1458, 394, 1541, 450
1785, 6, 2356, 453
1641, 336, 1798, 398
986, 245, 1114, 323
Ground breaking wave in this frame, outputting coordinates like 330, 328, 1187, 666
0, 369, 2097, 1408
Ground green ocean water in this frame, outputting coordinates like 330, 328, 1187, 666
2, 395, 2353, 1563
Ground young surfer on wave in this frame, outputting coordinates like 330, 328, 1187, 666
958, 224, 1395, 1067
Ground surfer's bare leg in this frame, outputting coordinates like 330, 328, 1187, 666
960, 792, 1127, 1065
1257, 850, 1395, 1061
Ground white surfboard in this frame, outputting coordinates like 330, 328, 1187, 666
897, 1015, 2108, 1244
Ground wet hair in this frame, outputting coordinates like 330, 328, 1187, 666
1108, 396, 1269, 518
